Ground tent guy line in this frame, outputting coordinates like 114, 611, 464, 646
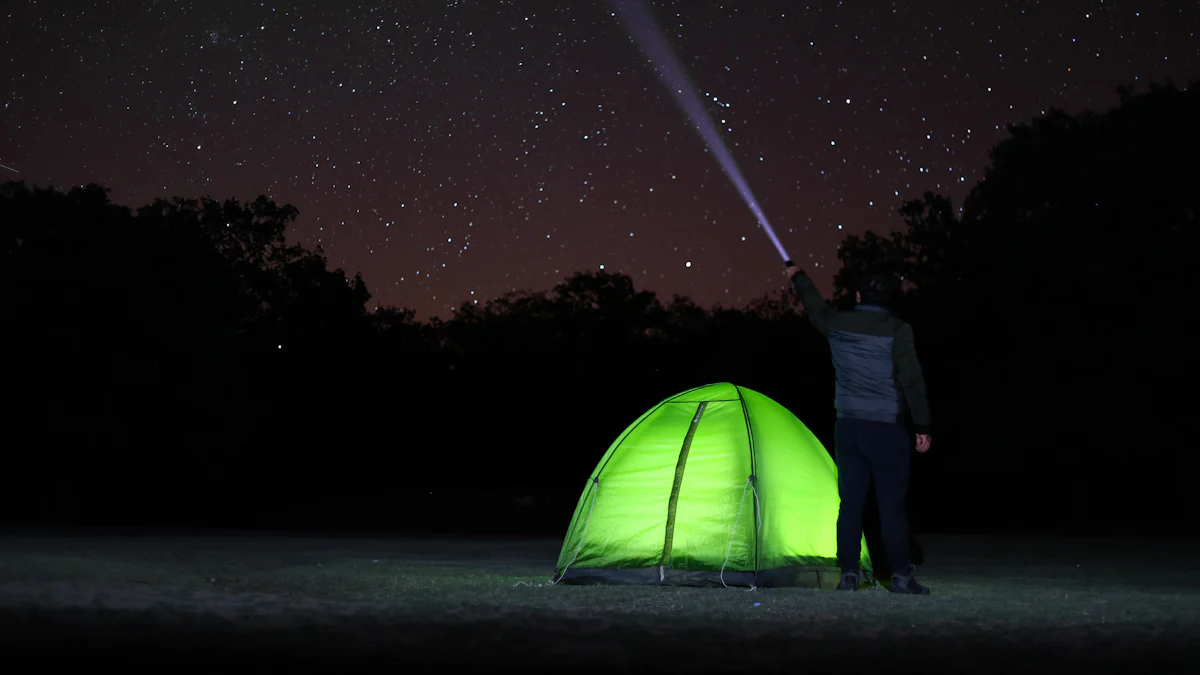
551, 476, 600, 585
720, 475, 762, 591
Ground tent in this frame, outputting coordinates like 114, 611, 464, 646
553, 382, 872, 588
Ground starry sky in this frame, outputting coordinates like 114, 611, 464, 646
4, 1, 1198, 320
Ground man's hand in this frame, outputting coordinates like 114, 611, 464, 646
784, 264, 799, 279
915, 434, 931, 453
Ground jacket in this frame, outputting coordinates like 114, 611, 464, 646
791, 269, 931, 433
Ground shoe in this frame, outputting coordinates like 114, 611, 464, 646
889, 573, 930, 595
835, 569, 860, 591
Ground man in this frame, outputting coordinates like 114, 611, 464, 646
785, 263, 932, 595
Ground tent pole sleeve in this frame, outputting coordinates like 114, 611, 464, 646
660, 401, 707, 567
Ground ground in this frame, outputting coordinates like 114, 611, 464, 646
1, 531, 1198, 673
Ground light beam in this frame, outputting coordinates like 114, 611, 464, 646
609, 0, 793, 264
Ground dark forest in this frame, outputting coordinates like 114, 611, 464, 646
4, 82, 1197, 538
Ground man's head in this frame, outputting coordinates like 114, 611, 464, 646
855, 271, 900, 308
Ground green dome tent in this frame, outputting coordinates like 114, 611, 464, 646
553, 382, 872, 588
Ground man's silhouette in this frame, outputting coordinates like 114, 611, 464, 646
786, 264, 932, 594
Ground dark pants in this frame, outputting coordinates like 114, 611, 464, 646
863, 488, 924, 578
835, 418, 912, 577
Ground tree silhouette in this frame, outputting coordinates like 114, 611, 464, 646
831, 81, 1200, 524
4, 81, 1199, 532
1, 181, 380, 525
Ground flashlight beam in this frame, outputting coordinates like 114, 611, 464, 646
610, 0, 791, 263
0, 163, 17, 173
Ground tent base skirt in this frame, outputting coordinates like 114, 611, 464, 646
556, 565, 868, 589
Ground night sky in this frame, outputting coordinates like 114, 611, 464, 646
4, 1, 1198, 320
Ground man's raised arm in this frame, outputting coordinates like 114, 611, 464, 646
786, 265, 836, 335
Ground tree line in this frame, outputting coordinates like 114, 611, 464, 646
2, 81, 1196, 534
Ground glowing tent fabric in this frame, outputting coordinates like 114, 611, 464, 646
554, 382, 872, 588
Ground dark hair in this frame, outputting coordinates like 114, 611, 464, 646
857, 272, 900, 307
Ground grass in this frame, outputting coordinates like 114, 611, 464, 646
1, 532, 1199, 672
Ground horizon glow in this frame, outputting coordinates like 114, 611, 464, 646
609, 0, 792, 264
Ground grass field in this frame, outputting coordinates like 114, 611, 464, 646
1, 531, 1199, 673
